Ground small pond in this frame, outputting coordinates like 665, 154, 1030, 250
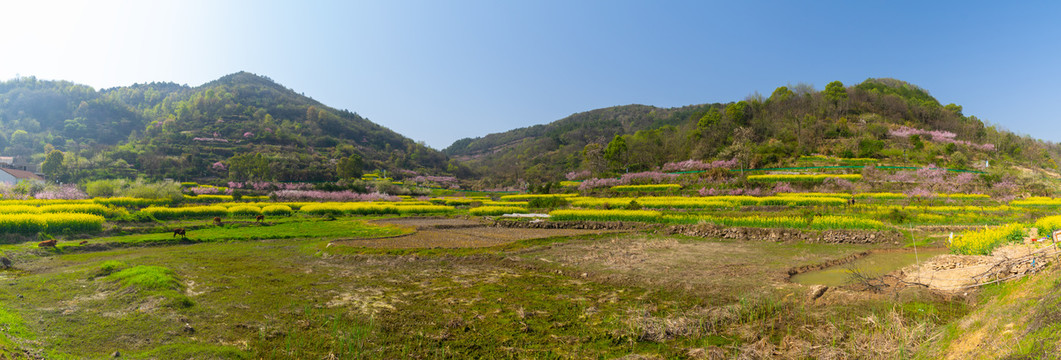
791, 248, 950, 287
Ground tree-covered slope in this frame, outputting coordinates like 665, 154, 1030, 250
446, 78, 1061, 186
0, 72, 462, 182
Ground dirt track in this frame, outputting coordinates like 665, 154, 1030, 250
331, 217, 622, 249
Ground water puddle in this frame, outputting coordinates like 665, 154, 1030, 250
791, 248, 950, 286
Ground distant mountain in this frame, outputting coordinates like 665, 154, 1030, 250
445, 78, 1061, 186
0, 72, 462, 182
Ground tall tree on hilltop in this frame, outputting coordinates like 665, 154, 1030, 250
824, 80, 848, 117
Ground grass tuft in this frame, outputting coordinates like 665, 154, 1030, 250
108, 265, 181, 291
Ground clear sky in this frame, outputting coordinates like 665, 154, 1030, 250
1, 1, 1058, 149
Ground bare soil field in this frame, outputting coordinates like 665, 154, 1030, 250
521, 233, 877, 303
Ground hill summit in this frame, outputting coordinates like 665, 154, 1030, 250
0, 72, 461, 182
445, 78, 1059, 188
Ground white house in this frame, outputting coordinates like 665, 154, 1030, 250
0, 168, 43, 185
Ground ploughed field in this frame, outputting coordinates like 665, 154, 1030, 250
0, 191, 1059, 358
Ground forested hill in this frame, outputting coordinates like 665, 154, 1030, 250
445, 78, 1061, 186
0, 72, 462, 182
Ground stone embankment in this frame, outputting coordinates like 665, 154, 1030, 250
494, 220, 901, 245
663, 224, 902, 244
493, 220, 649, 231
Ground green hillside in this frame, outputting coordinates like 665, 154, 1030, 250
446, 78, 1061, 188
0, 72, 462, 182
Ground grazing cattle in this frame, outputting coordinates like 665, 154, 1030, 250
79, 240, 88, 245
37, 239, 57, 248
255, 214, 265, 223
213, 217, 222, 226
173, 228, 187, 239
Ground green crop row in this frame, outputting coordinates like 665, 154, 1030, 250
950, 223, 1025, 255
469, 206, 530, 216
0, 213, 105, 234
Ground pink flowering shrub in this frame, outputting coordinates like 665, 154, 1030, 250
578, 177, 625, 190
272, 190, 400, 202
889, 126, 994, 151
34, 184, 89, 200
243, 132, 254, 138
819, 177, 855, 192
662, 159, 738, 172
742, 188, 765, 196
228, 181, 314, 191
905, 187, 936, 199
620, 171, 678, 184
189, 186, 220, 195
990, 179, 1019, 201
772, 182, 795, 194
212, 161, 227, 171
565, 170, 592, 181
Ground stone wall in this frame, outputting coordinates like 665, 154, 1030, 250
663, 224, 903, 244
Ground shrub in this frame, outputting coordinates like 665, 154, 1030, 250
886, 209, 909, 224
108, 265, 181, 291
98, 260, 126, 275
528, 196, 571, 209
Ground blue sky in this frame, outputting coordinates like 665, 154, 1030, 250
1, 1, 1058, 149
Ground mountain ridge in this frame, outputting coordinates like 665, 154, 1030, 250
444, 78, 1060, 188
0, 71, 462, 182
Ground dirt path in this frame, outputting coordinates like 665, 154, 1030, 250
330, 217, 620, 249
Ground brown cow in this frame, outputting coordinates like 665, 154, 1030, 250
213, 217, 222, 226
255, 214, 265, 223
173, 228, 187, 239
78, 240, 88, 245
37, 239, 57, 248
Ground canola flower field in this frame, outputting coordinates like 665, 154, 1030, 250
2, 184, 1058, 258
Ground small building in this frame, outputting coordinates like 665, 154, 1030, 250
0, 167, 44, 185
